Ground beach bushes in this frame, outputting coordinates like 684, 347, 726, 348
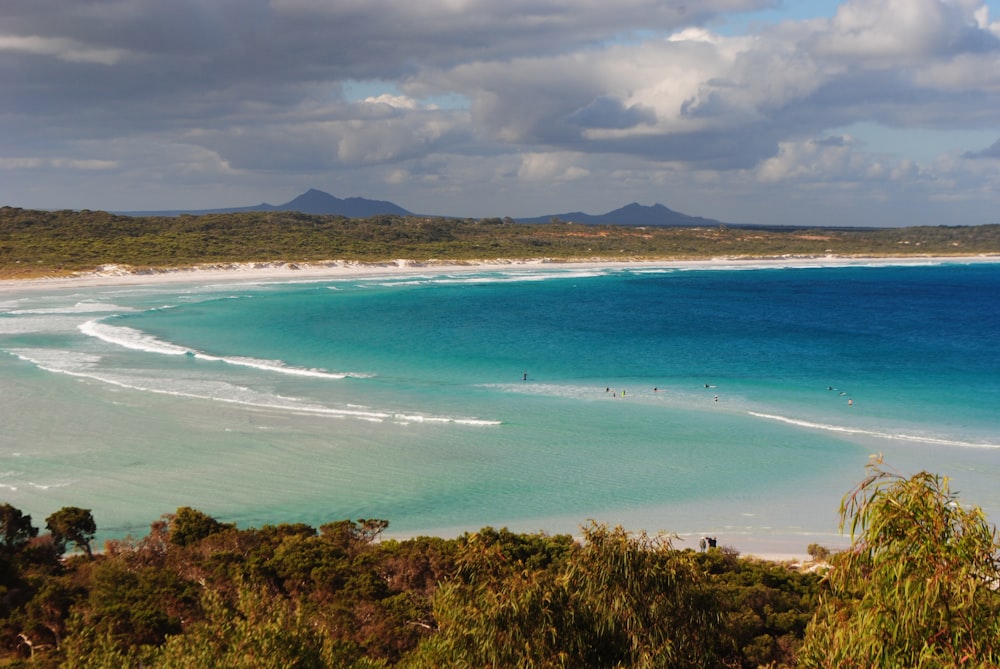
407, 523, 720, 668
0, 513, 819, 667
0, 469, 998, 667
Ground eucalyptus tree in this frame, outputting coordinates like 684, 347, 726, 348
799, 462, 1000, 668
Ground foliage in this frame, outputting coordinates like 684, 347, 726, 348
60, 558, 199, 663
410, 523, 722, 668
2, 206, 999, 277
45, 507, 96, 559
0, 503, 38, 553
692, 548, 820, 668
799, 461, 1000, 668
167, 507, 235, 547
34, 495, 994, 667
2, 468, 997, 667
135, 587, 347, 669
805, 543, 831, 562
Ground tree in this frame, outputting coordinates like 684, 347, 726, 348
167, 507, 233, 547
0, 503, 38, 553
45, 507, 96, 559
318, 518, 389, 553
799, 461, 1000, 668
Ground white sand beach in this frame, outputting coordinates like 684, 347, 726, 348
2, 254, 998, 293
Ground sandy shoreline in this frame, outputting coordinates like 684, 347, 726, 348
2, 254, 998, 293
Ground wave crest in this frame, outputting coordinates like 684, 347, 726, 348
747, 411, 1000, 449
78, 319, 370, 380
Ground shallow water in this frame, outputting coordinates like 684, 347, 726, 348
1, 260, 997, 554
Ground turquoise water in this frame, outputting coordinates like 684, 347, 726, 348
1, 260, 998, 554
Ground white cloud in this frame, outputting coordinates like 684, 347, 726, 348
810, 0, 989, 63
362, 94, 422, 110
0, 34, 131, 65
50, 158, 119, 170
912, 52, 1000, 91
0, 156, 117, 170
517, 152, 590, 181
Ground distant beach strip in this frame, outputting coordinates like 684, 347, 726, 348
3, 254, 999, 292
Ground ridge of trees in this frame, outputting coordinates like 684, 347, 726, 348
2, 206, 999, 278
0, 462, 998, 667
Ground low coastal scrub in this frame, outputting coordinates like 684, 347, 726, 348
2, 206, 1000, 277
1, 464, 998, 667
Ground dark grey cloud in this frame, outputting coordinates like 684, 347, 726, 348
964, 137, 1000, 158
0, 0, 765, 151
568, 97, 658, 129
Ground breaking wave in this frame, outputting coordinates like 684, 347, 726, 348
79, 319, 370, 380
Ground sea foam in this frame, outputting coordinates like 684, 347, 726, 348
78, 319, 370, 380
748, 411, 1000, 449
8, 346, 499, 428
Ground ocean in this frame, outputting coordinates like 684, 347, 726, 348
1, 259, 998, 555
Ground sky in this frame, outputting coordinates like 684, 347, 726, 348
2, 0, 1000, 227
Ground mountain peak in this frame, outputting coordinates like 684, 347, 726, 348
282, 189, 344, 213
277, 189, 411, 217
116, 188, 412, 218
515, 201, 721, 227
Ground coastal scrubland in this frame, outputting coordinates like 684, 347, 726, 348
1, 465, 998, 667
2, 206, 999, 278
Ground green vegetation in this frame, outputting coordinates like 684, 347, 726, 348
800, 461, 1000, 668
2, 206, 999, 278
0, 463, 997, 667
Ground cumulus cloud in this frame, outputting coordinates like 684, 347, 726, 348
810, 0, 996, 63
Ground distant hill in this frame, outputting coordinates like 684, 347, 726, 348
119, 189, 725, 226
276, 189, 412, 217
120, 189, 412, 218
516, 202, 724, 227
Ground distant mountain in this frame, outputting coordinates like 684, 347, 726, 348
515, 202, 724, 227
120, 188, 412, 218
120, 190, 723, 227
276, 189, 412, 217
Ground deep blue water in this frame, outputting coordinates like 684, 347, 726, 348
1, 260, 998, 554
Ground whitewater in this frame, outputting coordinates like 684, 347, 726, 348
1, 257, 997, 557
